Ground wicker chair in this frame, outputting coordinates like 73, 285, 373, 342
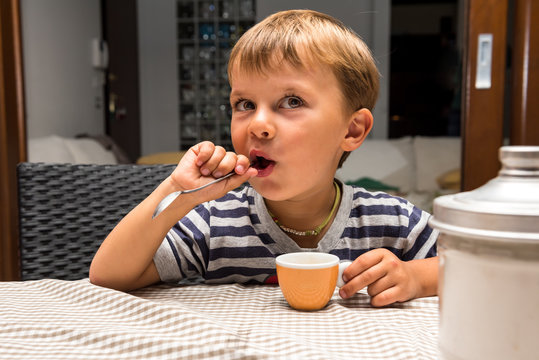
17, 162, 175, 280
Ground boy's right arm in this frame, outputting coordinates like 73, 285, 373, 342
89, 142, 256, 292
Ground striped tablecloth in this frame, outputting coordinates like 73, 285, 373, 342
0, 279, 439, 359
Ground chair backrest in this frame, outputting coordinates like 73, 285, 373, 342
17, 162, 175, 280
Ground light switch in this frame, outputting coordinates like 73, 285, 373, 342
475, 34, 493, 89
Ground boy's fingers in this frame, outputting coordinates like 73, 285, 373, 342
235, 154, 253, 174
370, 286, 402, 307
202, 169, 255, 201
343, 249, 385, 282
366, 275, 395, 297
217, 154, 256, 177
230, 170, 255, 187
211, 151, 237, 177
199, 146, 227, 175
191, 141, 216, 167
340, 261, 386, 298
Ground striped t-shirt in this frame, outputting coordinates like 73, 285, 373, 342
153, 182, 438, 284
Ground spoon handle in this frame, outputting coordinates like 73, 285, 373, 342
152, 171, 235, 219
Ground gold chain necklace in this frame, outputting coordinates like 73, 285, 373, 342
269, 181, 341, 236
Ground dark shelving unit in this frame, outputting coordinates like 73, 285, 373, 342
177, 0, 256, 150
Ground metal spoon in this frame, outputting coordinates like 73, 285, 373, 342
152, 171, 236, 219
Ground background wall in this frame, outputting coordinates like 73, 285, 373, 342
20, 0, 391, 156
137, 0, 178, 156
21, 0, 104, 139
137, 0, 391, 155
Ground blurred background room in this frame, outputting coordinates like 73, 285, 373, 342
1, 0, 537, 280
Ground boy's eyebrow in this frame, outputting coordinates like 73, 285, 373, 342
281, 85, 310, 94
230, 84, 312, 99
229, 89, 245, 99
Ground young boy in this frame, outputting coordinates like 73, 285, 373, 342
90, 9, 438, 307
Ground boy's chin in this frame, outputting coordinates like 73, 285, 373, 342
248, 178, 286, 201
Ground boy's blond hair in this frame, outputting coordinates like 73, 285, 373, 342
227, 9, 380, 166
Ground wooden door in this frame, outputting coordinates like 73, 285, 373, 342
461, 0, 539, 191
102, 0, 141, 162
0, 0, 25, 280
460, 0, 508, 191
511, 0, 539, 145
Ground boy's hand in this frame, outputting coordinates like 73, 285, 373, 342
169, 141, 257, 204
339, 249, 437, 307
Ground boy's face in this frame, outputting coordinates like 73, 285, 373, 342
229, 60, 353, 201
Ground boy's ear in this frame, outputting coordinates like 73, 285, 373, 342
341, 108, 373, 151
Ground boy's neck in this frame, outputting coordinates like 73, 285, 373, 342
289, 233, 326, 249
281, 202, 340, 249
265, 181, 342, 248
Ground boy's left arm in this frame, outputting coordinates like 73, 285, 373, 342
339, 249, 438, 307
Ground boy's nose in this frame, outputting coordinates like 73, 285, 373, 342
248, 109, 276, 139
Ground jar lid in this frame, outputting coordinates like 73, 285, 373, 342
429, 146, 539, 242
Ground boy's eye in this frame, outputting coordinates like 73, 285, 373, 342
281, 96, 303, 109
235, 99, 255, 111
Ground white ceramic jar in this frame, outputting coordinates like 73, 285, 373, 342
429, 146, 539, 360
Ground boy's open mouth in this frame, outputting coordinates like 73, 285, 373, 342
249, 151, 276, 177
251, 156, 275, 171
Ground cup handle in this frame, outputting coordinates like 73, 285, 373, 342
337, 261, 352, 288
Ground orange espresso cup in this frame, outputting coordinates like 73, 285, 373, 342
276, 252, 345, 311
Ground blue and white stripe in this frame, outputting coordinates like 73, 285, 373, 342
153, 182, 438, 284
